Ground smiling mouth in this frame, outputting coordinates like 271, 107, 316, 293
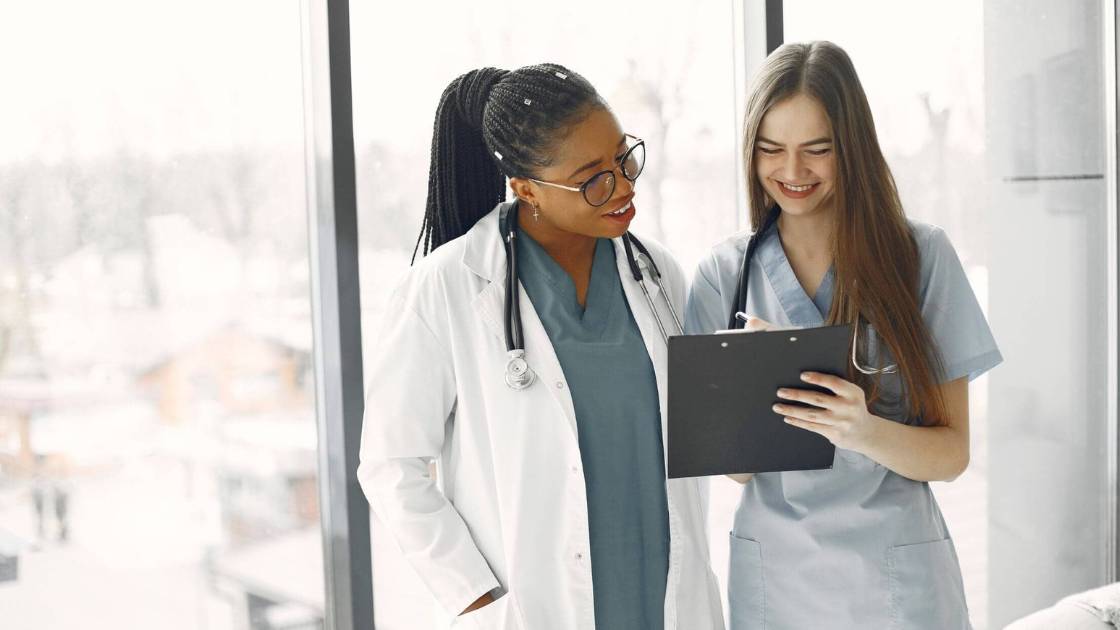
604, 200, 633, 216
778, 181, 819, 193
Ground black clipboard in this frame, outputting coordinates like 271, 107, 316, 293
666, 323, 852, 479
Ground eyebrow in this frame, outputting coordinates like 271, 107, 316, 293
567, 136, 629, 180
757, 135, 833, 147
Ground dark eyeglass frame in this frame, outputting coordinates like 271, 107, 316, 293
527, 134, 646, 207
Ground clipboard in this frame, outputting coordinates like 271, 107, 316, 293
666, 323, 853, 479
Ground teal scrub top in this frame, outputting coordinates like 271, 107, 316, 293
685, 220, 1002, 630
515, 225, 669, 630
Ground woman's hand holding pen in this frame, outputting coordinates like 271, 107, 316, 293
735, 312, 775, 332
773, 372, 881, 454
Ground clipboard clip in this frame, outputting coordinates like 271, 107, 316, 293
718, 312, 797, 335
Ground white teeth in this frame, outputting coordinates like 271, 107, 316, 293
607, 201, 632, 216
781, 182, 815, 192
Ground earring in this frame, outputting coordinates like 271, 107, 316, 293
532, 203, 541, 222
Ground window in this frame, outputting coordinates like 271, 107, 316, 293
0, 3, 326, 628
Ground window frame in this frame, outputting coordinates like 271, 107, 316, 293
300, 0, 374, 628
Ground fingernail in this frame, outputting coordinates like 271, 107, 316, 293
800, 373, 812, 381
777, 388, 789, 397
783, 417, 792, 423
772, 404, 781, 412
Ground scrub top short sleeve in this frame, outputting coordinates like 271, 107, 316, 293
916, 225, 1003, 383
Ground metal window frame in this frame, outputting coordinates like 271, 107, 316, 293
300, 0, 374, 628
766, 0, 784, 55
1106, 0, 1120, 586
731, 0, 783, 231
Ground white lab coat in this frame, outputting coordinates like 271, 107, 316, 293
358, 204, 725, 630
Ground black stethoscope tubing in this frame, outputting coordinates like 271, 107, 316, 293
503, 205, 527, 353
502, 204, 682, 390
727, 206, 782, 330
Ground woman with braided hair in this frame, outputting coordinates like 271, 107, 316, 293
358, 64, 724, 629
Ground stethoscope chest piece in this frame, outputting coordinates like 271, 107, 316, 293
505, 349, 535, 390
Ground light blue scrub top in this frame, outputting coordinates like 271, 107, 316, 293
516, 227, 669, 630
685, 221, 1002, 630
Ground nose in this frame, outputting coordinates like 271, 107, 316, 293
781, 152, 808, 181
613, 169, 634, 199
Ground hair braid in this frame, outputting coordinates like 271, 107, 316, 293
413, 63, 605, 261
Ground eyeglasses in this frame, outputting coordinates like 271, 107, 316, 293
528, 134, 646, 207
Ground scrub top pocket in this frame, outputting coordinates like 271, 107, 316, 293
887, 538, 971, 630
728, 532, 765, 630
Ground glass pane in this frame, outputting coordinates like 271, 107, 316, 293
785, 1, 1111, 627
351, 1, 739, 626
0, 2, 325, 628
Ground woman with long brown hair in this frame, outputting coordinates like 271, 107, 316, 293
684, 41, 1001, 629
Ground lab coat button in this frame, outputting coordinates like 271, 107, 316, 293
555, 381, 565, 389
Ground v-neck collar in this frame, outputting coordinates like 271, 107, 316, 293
756, 226, 835, 326
812, 267, 836, 318
517, 228, 617, 328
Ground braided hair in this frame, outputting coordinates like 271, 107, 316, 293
412, 63, 605, 262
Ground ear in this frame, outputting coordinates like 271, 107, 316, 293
508, 177, 540, 207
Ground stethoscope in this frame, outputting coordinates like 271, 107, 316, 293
727, 206, 897, 376
501, 205, 684, 390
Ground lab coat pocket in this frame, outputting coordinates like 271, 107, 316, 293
887, 538, 970, 630
450, 592, 522, 630
728, 532, 765, 630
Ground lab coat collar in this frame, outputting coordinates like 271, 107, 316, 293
461, 202, 510, 348
461, 201, 659, 305
610, 235, 662, 303
461, 202, 513, 283
458, 200, 665, 351
461, 202, 581, 437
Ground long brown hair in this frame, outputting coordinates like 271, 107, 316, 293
743, 41, 947, 424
